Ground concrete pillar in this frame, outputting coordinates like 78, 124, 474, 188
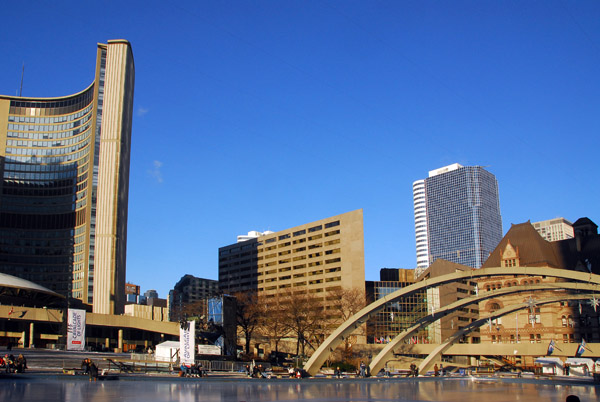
118, 329, 123, 352
20, 331, 26, 348
29, 323, 35, 348
105, 337, 110, 349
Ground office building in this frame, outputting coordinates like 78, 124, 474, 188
169, 274, 219, 322
125, 282, 141, 304
0, 40, 135, 314
219, 210, 365, 352
218, 209, 365, 297
413, 163, 503, 274
532, 218, 574, 242
366, 268, 428, 344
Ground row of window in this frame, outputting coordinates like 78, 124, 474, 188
7, 123, 91, 149
8, 100, 94, 124
6, 145, 90, 164
263, 220, 340, 244
3, 161, 84, 176
4, 169, 79, 182
259, 276, 342, 289
484, 278, 541, 291
7, 114, 92, 137
562, 315, 597, 327
6, 136, 91, 157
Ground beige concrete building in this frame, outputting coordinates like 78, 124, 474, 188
0, 40, 134, 315
219, 209, 365, 298
124, 304, 169, 322
532, 217, 574, 242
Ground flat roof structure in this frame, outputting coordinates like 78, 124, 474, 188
0, 272, 64, 308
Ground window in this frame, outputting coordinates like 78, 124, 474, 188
308, 225, 322, 233
324, 220, 340, 229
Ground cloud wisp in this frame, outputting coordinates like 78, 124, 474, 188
149, 160, 163, 183
137, 106, 149, 117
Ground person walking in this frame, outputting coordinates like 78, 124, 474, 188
359, 361, 366, 378
88, 361, 99, 381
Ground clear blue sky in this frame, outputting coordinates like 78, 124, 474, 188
1, 1, 598, 298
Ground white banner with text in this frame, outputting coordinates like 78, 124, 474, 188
179, 321, 196, 365
67, 308, 86, 351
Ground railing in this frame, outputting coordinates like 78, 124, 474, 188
127, 353, 272, 373
106, 358, 175, 374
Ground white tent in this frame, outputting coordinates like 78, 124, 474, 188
565, 358, 595, 377
155, 341, 180, 362
534, 357, 564, 375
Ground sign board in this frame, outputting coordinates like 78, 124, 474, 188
67, 308, 86, 351
197, 344, 221, 356
179, 321, 196, 365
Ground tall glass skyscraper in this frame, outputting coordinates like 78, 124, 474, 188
0, 40, 134, 314
413, 163, 503, 274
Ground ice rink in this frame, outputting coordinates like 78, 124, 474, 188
1, 376, 598, 402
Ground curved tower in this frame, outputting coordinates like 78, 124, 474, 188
0, 40, 134, 314
413, 179, 429, 274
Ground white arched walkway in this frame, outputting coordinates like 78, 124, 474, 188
303, 267, 600, 375
369, 282, 600, 374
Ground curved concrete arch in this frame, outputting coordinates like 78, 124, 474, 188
303, 267, 600, 375
369, 282, 600, 374
417, 293, 597, 374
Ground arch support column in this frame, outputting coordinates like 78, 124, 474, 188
29, 322, 35, 348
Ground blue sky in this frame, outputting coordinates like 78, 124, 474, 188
1, 1, 598, 298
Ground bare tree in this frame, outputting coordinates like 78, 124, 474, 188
279, 289, 326, 356
257, 294, 290, 359
327, 287, 366, 323
325, 287, 367, 361
233, 291, 262, 356
172, 299, 207, 323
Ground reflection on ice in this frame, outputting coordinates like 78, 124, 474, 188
0, 377, 598, 402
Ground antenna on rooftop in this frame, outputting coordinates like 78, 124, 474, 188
19, 62, 25, 97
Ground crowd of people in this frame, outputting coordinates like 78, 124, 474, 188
179, 362, 206, 377
0, 353, 27, 373
246, 363, 271, 378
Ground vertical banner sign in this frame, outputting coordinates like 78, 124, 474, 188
67, 309, 86, 351
179, 321, 195, 365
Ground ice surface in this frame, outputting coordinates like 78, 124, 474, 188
0, 376, 597, 402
